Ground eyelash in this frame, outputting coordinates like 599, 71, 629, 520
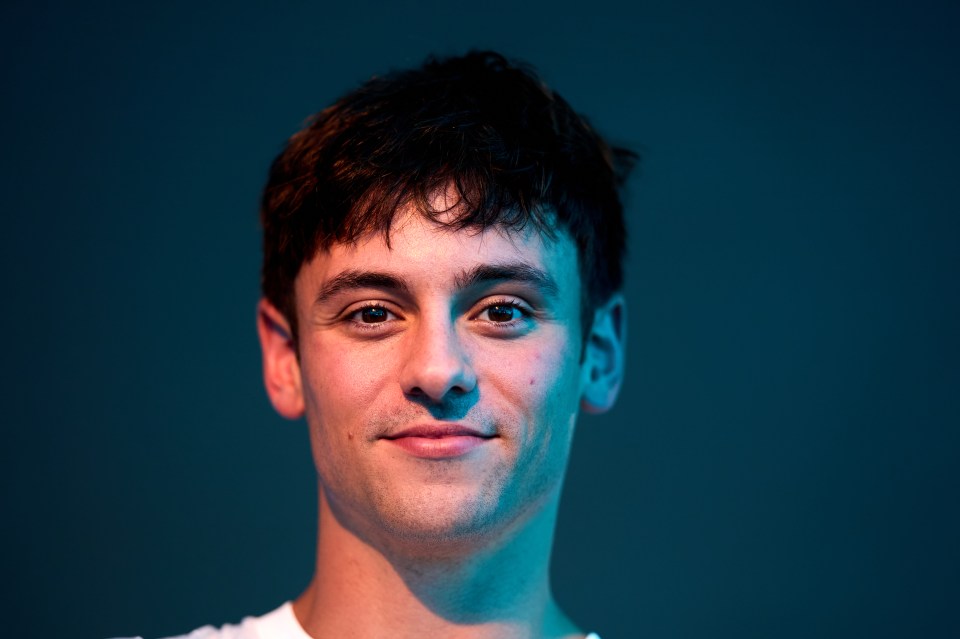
474, 298, 531, 328
344, 303, 399, 332
342, 298, 532, 333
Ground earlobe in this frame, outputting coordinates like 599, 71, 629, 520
580, 294, 627, 415
256, 298, 305, 420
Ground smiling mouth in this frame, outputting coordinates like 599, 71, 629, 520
381, 424, 496, 459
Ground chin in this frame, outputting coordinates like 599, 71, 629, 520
381, 487, 504, 539
369, 479, 553, 555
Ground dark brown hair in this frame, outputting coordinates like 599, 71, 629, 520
261, 50, 637, 342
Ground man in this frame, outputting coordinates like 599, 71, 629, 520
154, 50, 633, 639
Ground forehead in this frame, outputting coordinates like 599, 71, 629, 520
296, 210, 580, 292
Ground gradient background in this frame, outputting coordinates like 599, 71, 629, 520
2, 1, 958, 637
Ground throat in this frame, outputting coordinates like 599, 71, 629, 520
293, 485, 573, 638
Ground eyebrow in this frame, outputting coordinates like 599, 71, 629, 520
314, 261, 559, 306
314, 270, 411, 305
454, 262, 560, 297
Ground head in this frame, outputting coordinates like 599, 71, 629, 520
260, 50, 636, 349
256, 51, 636, 552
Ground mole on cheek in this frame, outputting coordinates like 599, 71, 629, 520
347, 432, 354, 441
529, 378, 536, 385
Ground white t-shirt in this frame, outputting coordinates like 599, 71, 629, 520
159, 601, 312, 638
112, 601, 602, 639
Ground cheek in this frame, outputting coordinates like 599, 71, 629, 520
301, 344, 395, 430
487, 338, 581, 422
486, 340, 581, 502
300, 345, 398, 485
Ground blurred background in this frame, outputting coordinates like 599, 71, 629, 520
2, 0, 957, 637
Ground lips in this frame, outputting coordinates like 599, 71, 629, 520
381, 423, 495, 459
385, 423, 493, 439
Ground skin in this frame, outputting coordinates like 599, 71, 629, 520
257, 201, 626, 639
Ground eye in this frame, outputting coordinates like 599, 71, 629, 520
481, 303, 522, 323
345, 303, 399, 328
359, 306, 390, 323
474, 299, 532, 328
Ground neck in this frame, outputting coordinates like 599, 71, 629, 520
293, 485, 583, 639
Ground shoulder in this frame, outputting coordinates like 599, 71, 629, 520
112, 601, 301, 639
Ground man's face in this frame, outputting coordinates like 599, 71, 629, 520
286, 207, 591, 548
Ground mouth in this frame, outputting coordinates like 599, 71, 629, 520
381, 423, 496, 459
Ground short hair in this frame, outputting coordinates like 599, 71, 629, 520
260, 50, 637, 343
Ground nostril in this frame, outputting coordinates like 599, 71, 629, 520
402, 367, 477, 404
398, 324, 478, 401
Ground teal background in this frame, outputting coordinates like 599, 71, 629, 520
2, 1, 958, 637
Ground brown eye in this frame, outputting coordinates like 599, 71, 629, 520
486, 305, 517, 322
360, 306, 389, 323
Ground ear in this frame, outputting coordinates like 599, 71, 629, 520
580, 293, 627, 414
256, 298, 305, 419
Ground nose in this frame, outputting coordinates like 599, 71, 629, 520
399, 318, 477, 403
